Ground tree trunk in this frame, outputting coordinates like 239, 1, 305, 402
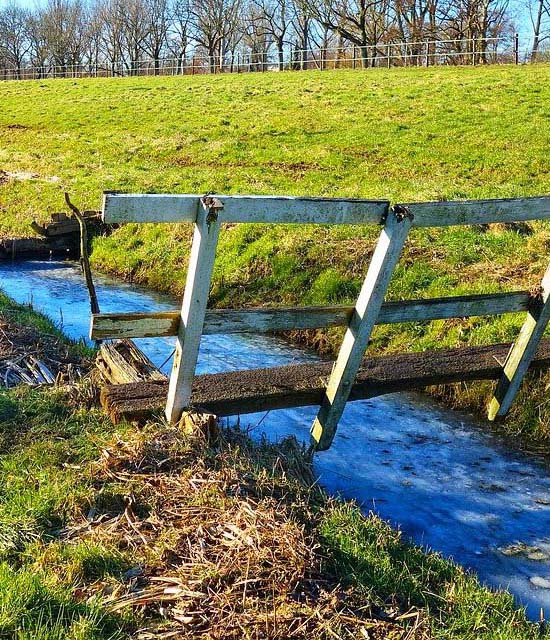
531, 0, 544, 61
277, 40, 284, 70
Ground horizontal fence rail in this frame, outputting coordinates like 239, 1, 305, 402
1, 36, 541, 82
102, 193, 390, 225
90, 291, 534, 340
102, 194, 550, 227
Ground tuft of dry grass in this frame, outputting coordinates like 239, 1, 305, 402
62, 423, 426, 639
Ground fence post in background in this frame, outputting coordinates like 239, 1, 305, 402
353, 45, 356, 69
387, 44, 391, 68
514, 33, 519, 64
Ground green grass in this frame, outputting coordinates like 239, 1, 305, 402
0, 384, 132, 638
1, 65, 549, 233
2, 65, 550, 443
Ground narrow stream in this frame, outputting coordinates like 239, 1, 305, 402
2, 259, 550, 619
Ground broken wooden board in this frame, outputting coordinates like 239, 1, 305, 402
96, 339, 167, 385
31, 211, 102, 238
100, 338, 550, 424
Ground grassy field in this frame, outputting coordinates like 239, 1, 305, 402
0, 294, 548, 639
1, 65, 550, 445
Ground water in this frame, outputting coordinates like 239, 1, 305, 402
2, 259, 550, 619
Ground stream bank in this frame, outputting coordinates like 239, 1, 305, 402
2, 259, 550, 620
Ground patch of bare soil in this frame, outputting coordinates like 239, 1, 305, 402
0, 313, 85, 386
63, 426, 428, 639
0, 170, 8, 186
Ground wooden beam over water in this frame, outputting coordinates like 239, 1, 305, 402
311, 208, 412, 451
90, 291, 532, 340
488, 263, 550, 420
165, 197, 222, 424
100, 338, 550, 424
103, 193, 550, 227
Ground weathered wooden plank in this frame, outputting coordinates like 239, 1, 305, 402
96, 339, 166, 384
400, 196, 550, 227
91, 311, 181, 339
102, 193, 389, 225
488, 264, 550, 420
165, 197, 222, 424
311, 208, 413, 451
90, 291, 532, 340
100, 338, 550, 423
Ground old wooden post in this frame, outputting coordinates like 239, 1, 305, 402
310, 206, 413, 451
488, 262, 550, 421
165, 196, 223, 424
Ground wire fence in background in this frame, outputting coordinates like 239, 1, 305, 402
1, 35, 545, 81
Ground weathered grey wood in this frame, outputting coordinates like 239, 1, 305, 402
102, 193, 389, 225
96, 339, 166, 384
165, 197, 222, 424
488, 264, 550, 420
311, 209, 413, 451
91, 311, 181, 339
400, 196, 550, 227
104, 194, 550, 227
100, 338, 550, 423
91, 291, 532, 340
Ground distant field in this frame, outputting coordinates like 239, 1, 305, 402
2, 65, 550, 442
0, 65, 549, 233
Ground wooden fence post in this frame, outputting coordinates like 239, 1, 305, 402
310, 206, 413, 451
488, 262, 550, 421
165, 196, 223, 424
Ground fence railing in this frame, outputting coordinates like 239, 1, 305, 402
92, 193, 550, 451
1, 34, 542, 81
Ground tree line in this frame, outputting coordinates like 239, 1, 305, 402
0, 0, 548, 78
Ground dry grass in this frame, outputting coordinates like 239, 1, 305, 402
61, 422, 427, 639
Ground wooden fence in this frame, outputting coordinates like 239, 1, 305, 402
92, 193, 550, 451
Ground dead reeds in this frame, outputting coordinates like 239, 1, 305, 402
62, 422, 427, 639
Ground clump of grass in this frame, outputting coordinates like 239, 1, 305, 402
0, 562, 127, 639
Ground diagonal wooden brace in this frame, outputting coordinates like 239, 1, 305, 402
165, 196, 223, 424
488, 262, 550, 421
310, 206, 413, 451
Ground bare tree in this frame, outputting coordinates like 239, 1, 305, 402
528, 0, 550, 60
94, 0, 125, 74
121, 0, 151, 74
249, 0, 294, 69
0, 3, 31, 78
41, 0, 89, 74
191, 0, 243, 72
308, 0, 392, 66
167, 0, 192, 72
146, 0, 170, 73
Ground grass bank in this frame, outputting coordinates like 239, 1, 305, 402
1, 65, 550, 444
0, 292, 547, 638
